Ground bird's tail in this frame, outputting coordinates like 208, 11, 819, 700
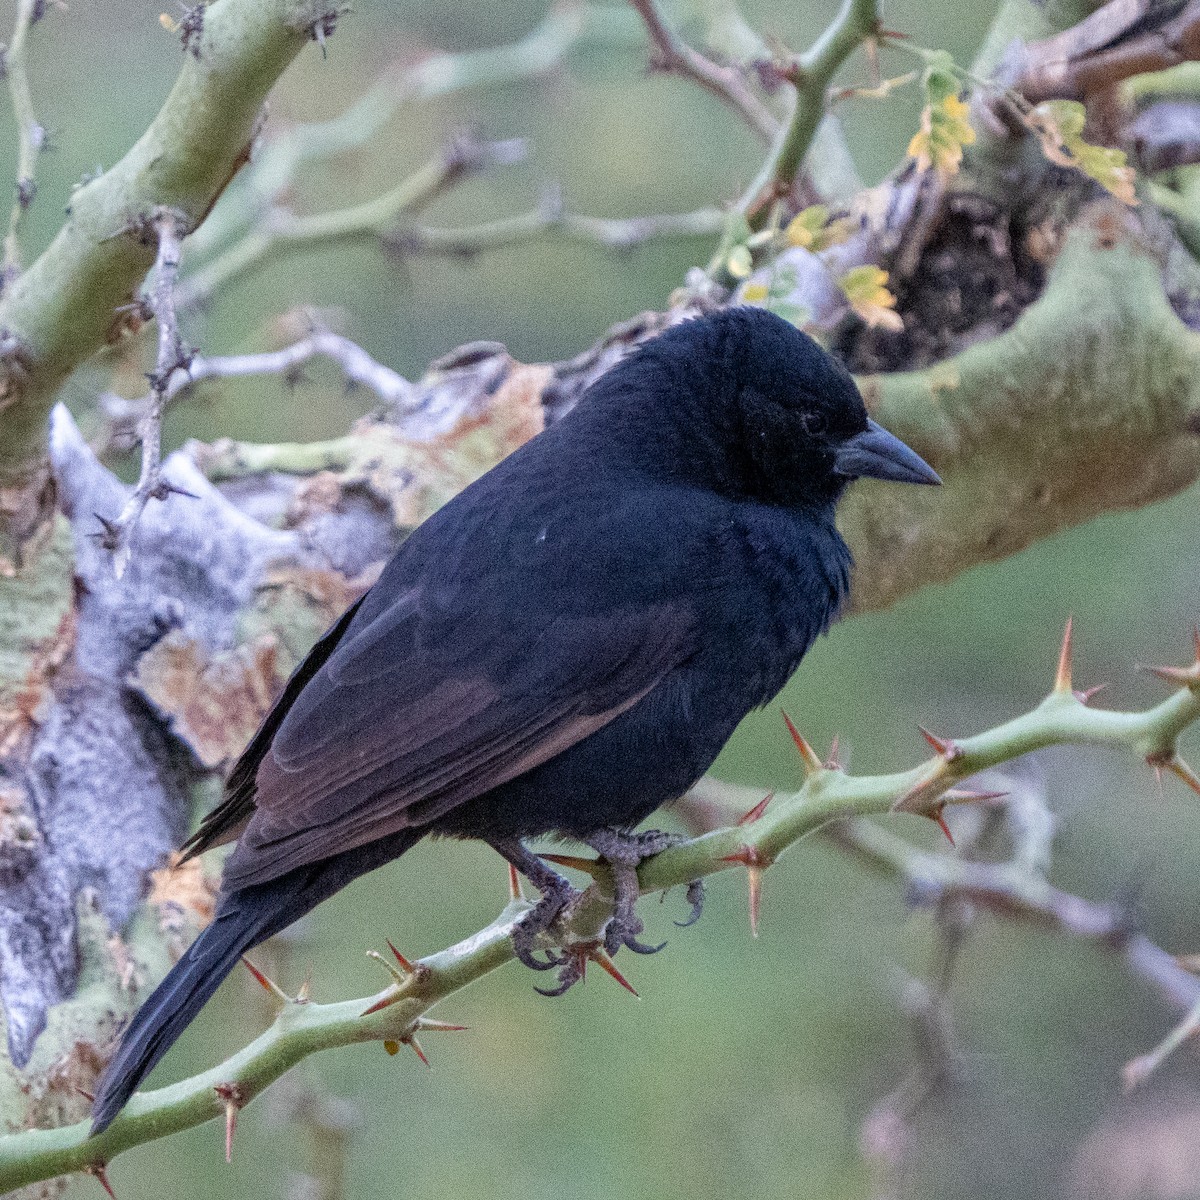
89, 883, 287, 1135
90, 826, 426, 1135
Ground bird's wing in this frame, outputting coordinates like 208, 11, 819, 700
180, 595, 367, 859
216, 580, 696, 891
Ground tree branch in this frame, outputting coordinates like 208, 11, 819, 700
1017, 0, 1200, 103
1, 0, 45, 280
1, 628, 1198, 1190
628, 0, 778, 141
0, 0, 327, 500
178, 133, 529, 308
98, 328, 417, 446
387, 193, 725, 258
736, 0, 881, 227
101, 211, 191, 577
188, 3, 645, 260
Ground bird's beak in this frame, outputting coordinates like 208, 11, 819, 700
834, 419, 941, 486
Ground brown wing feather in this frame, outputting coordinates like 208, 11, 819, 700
218, 600, 693, 891
180, 595, 366, 860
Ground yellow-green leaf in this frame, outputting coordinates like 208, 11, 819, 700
785, 205, 853, 252
909, 91, 975, 180
1027, 100, 1138, 206
838, 265, 903, 331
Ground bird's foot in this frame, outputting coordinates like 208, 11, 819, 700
675, 877, 706, 928
489, 837, 581, 970
583, 827, 703, 957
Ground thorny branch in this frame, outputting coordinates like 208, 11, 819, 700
628, 0, 778, 141
2, 0, 45, 281
102, 211, 192, 577
735, 0, 881, 228
2, 627, 1200, 1191
187, 3, 641, 259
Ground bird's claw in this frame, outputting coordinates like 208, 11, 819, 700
585, 826, 697, 960
673, 878, 706, 928
603, 910, 666, 957
511, 885, 580, 970
534, 947, 587, 997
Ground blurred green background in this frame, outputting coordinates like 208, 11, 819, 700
6, 0, 1200, 1197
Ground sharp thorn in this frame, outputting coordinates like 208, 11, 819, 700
933, 804, 956, 847
1075, 683, 1108, 704
747, 866, 763, 937
1153, 764, 1166, 801
917, 726, 960, 760
943, 787, 1008, 803
1166, 755, 1200, 797
781, 709, 823, 774
1054, 615, 1074, 694
589, 947, 640, 996
296, 967, 312, 1003
539, 852, 604, 878
826, 734, 842, 769
214, 1083, 246, 1163
75, 1086, 95, 1102
361, 989, 401, 1016
737, 792, 773, 825
406, 1035, 430, 1068
1175, 953, 1200, 973
1142, 664, 1195, 687
508, 863, 524, 901
414, 1017, 469, 1032
86, 1164, 117, 1199
240, 956, 290, 1002
386, 939, 414, 973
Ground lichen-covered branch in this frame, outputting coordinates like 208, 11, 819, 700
839, 203, 1200, 613
0, 630, 1197, 1191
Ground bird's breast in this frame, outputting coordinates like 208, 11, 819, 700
693, 504, 850, 709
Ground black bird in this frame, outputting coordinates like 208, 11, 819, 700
90, 307, 938, 1133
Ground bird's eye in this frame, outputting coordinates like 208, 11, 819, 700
801, 412, 828, 436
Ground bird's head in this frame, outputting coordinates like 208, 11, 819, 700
583, 306, 940, 508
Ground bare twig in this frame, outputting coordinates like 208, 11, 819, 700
105, 210, 192, 576
387, 191, 725, 258
628, 0, 778, 141
178, 133, 528, 307
828, 815, 1200, 1062
188, 4, 645, 259
2, 0, 46, 280
98, 328, 417, 443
